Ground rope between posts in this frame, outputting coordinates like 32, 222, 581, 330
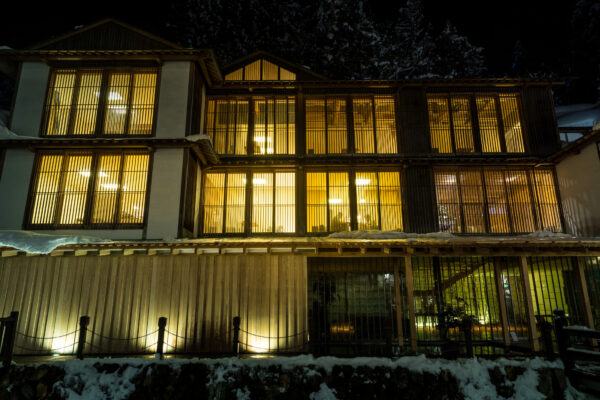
143, 342, 158, 350
237, 341, 306, 352
88, 330, 158, 341
16, 330, 78, 340
238, 329, 308, 339
14, 342, 79, 353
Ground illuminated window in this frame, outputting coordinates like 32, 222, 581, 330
253, 97, 295, 154
352, 96, 397, 154
44, 69, 157, 136
427, 93, 525, 154
434, 168, 561, 233
356, 171, 403, 230
224, 59, 296, 81
201, 170, 295, 234
205, 99, 249, 155
305, 98, 347, 154
28, 151, 150, 227
306, 172, 350, 233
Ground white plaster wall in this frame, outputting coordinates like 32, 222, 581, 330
10, 62, 50, 136
0, 149, 35, 229
145, 148, 185, 239
556, 143, 600, 237
154, 62, 191, 139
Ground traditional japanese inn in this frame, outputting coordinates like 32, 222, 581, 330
0, 19, 599, 357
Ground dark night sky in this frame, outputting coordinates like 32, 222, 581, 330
0, 0, 591, 95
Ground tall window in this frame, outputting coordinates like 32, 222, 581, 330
201, 170, 295, 234
352, 96, 397, 154
28, 151, 150, 227
205, 99, 249, 155
305, 99, 347, 154
307, 172, 350, 232
253, 97, 295, 154
427, 93, 525, 154
355, 171, 403, 230
434, 168, 561, 234
224, 59, 296, 81
44, 69, 157, 136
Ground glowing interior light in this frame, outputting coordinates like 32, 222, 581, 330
329, 198, 342, 204
101, 183, 119, 190
108, 91, 123, 101
252, 178, 267, 185
355, 178, 371, 185
359, 199, 366, 204
79, 171, 91, 177
98, 172, 108, 177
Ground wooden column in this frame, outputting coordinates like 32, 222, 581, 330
573, 257, 596, 330
393, 262, 404, 348
519, 256, 540, 352
493, 259, 511, 347
404, 256, 418, 352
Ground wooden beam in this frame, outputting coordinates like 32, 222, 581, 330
493, 259, 511, 347
573, 257, 596, 330
404, 256, 418, 352
393, 262, 404, 348
519, 256, 540, 352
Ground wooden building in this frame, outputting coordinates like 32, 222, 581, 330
0, 19, 599, 356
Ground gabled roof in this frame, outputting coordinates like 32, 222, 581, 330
30, 18, 182, 50
222, 51, 328, 81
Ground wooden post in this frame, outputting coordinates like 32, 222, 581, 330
493, 260, 511, 348
519, 256, 540, 352
404, 256, 418, 352
537, 316, 554, 359
76, 315, 89, 360
157, 317, 167, 360
393, 263, 404, 349
233, 316, 241, 357
462, 317, 474, 358
1, 311, 18, 367
572, 257, 595, 330
554, 309, 573, 371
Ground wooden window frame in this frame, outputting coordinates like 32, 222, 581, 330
426, 92, 527, 154
432, 167, 562, 234
199, 168, 297, 236
304, 96, 349, 155
24, 149, 152, 230
352, 95, 399, 155
41, 67, 160, 138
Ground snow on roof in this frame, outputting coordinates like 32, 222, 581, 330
556, 103, 600, 128
0, 230, 109, 254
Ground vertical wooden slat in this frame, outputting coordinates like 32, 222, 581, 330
573, 257, 596, 330
493, 259, 511, 347
393, 262, 404, 347
518, 256, 540, 351
404, 256, 418, 352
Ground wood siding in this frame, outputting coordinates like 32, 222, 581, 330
521, 86, 561, 157
0, 253, 307, 355
398, 87, 429, 155
403, 167, 437, 233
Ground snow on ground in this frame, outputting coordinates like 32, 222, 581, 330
328, 230, 455, 239
185, 133, 212, 143
524, 230, 574, 239
0, 230, 109, 254
30, 355, 586, 400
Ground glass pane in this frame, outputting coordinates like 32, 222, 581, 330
31, 155, 64, 224
92, 154, 122, 224
306, 99, 326, 154
279, 67, 296, 80
128, 72, 156, 135
275, 172, 295, 232
225, 173, 246, 233
328, 172, 350, 232
244, 60, 261, 80
119, 154, 149, 224
203, 173, 225, 233
307, 172, 327, 233
58, 154, 92, 224
533, 170, 562, 232
435, 172, 461, 232
103, 73, 131, 134
353, 98, 375, 154
253, 97, 294, 155
506, 170, 535, 232
72, 72, 102, 135
484, 170, 510, 233
476, 96, 502, 152
500, 94, 525, 153
356, 172, 379, 230
262, 59, 279, 80
451, 97, 474, 152
459, 171, 485, 233
46, 71, 75, 136
375, 96, 397, 154
225, 68, 243, 81
427, 97, 452, 153
252, 172, 273, 232
327, 99, 347, 153
379, 172, 403, 230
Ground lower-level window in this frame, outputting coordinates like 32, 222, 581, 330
434, 168, 562, 234
28, 151, 150, 228
202, 169, 296, 234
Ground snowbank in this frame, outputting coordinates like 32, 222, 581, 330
524, 230, 574, 239
0, 230, 109, 254
185, 133, 212, 143
328, 230, 455, 239
4, 355, 584, 400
